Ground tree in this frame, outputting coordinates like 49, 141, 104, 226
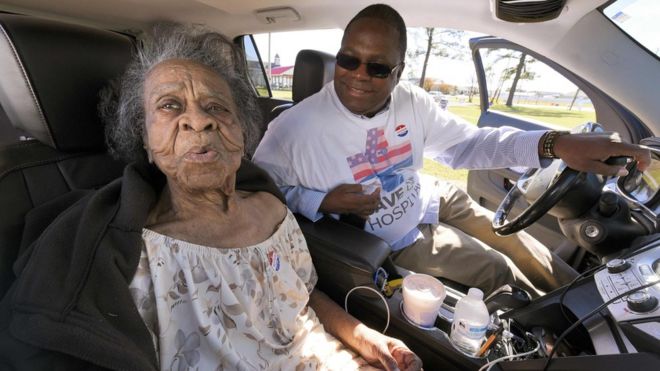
534, 91, 543, 105
467, 75, 477, 103
568, 88, 581, 110
505, 53, 526, 107
422, 78, 438, 91
484, 49, 536, 106
438, 82, 457, 95
408, 28, 467, 88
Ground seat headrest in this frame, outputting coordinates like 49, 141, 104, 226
0, 14, 134, 151
292, 49, 335, 103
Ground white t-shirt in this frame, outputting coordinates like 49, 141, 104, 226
254, 81, 543, 249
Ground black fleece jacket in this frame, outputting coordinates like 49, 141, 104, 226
0, 160, 284, 371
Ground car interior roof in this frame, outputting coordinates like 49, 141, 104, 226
0, 0, 658, 132
0, 0, 606, 49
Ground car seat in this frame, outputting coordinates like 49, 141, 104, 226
268, 49, 336, 122
0, 13, 133, 297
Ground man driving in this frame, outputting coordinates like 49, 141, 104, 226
253, 3, 650, 297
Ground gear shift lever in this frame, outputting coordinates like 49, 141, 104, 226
484, 284, 531, 313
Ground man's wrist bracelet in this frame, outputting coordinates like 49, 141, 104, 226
541, 130, 570, 159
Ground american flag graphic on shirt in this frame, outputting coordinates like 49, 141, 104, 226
346, 126, 412, 192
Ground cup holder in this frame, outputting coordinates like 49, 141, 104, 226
399, 301, 489, 359
447, 336, 490, 359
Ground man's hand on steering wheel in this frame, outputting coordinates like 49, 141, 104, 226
494, 127, 652, 236
552, 132, 651, 175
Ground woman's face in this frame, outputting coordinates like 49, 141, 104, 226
143, 59, 243, 193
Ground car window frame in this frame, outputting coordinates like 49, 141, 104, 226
235, 34, 272, 98
469, 36, 652, 143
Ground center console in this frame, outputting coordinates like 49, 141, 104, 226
592, 241, 659, 354
497, 239, 660, 369
299, 214, 660, 369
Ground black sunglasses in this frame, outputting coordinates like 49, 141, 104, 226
335, 53, 402, 79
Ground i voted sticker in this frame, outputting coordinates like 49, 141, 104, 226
395, 124, 408, 137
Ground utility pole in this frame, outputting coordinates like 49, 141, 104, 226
267, 33, 272, 85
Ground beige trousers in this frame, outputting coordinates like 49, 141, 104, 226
392, 182, 578, 298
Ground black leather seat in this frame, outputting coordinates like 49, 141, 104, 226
0, 14, 134, 297
269, 49, 336, 121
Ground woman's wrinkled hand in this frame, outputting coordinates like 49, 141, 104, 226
353, 325, 422, 371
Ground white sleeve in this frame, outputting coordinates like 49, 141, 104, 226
434, 126, 546, 169
417, 90, 544, 169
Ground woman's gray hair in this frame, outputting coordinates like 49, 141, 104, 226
100, 23, 261, 163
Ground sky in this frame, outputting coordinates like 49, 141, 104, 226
253, 0, 658, 95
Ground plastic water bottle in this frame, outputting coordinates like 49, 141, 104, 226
450, 288, 490, 356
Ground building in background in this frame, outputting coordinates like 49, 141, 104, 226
270, 65, 294, 89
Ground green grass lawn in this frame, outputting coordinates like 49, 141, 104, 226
272, 90, 293, 100
256, 88, 293, 100
489, 104, 595, 129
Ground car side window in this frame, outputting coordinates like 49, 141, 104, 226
252, 30, 343, 101
478, 47, 596, 129
240, 35, 270, 97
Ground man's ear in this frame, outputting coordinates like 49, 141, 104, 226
395, 62, 405, 82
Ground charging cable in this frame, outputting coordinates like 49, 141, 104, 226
478, 332, 540, 371
344, 285, 391, 333
558, 264, 603, 324
543, 279, 660, 370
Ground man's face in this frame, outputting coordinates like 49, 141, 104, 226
334, 18, 403, 117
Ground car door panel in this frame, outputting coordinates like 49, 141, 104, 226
467, 36, 651, 257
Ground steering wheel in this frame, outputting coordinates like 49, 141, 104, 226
492, 122, 624, 236
492, 160, 581, 236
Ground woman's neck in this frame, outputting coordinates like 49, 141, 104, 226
145, 182, 285, 249
150, 182, 238, 225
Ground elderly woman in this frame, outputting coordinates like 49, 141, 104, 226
0, 25, 421, 371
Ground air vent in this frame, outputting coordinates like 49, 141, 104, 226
491, 0, 567, 23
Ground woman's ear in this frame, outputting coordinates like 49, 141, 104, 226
142, 130, 153, 163
143, 141, 153, 163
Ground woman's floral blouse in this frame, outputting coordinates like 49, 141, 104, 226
129, 210, 369, 370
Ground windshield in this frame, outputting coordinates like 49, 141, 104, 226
603, 0, 660, 57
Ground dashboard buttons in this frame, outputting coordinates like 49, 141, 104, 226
626, 290, 659, 313
639, 264, 653, 276
595, 244, 660, 322
606, 259, 631, 274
